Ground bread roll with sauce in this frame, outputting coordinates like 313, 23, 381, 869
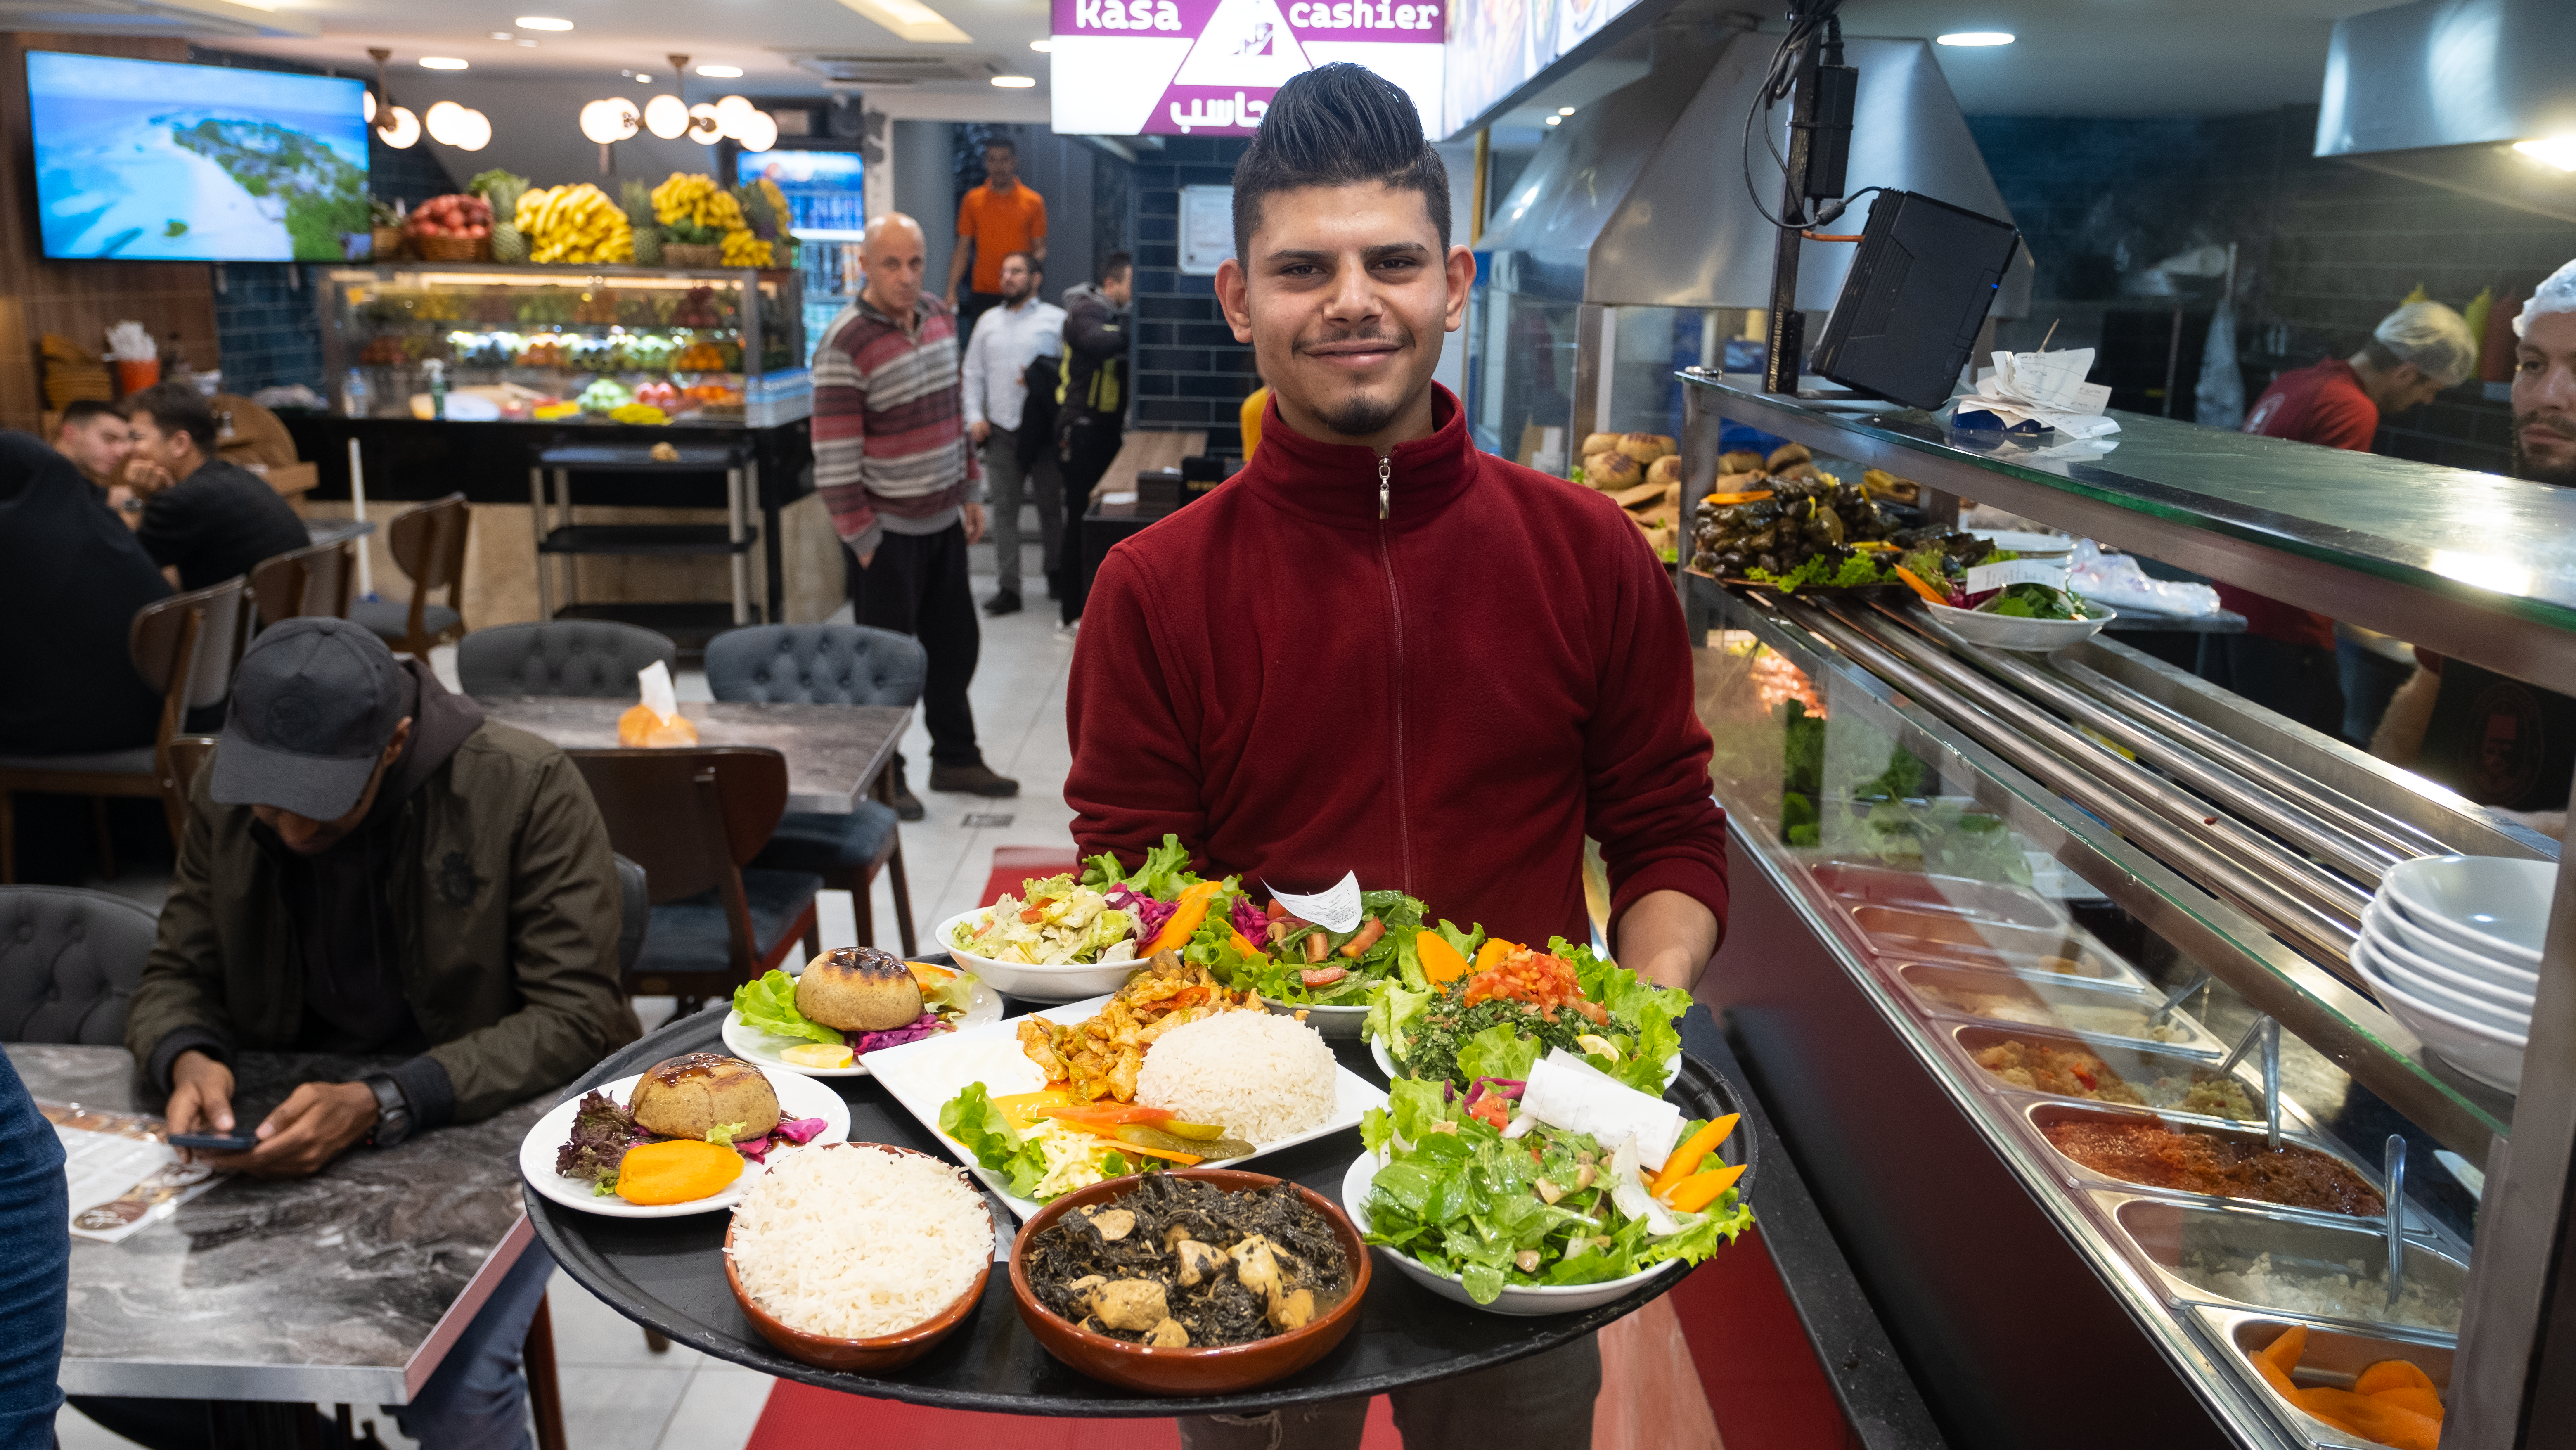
629, 1053, 780, 1142
796, 946, 925, 1033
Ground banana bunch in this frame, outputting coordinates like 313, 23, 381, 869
650, 172, 743, 232
720, 230, 773, 268
517, 184, 634, 265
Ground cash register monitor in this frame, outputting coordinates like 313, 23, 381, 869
1810, 190, 2023, 410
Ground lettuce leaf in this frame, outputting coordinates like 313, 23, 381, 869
1456, 1021, 1543, 1087
937, 1082, 1048, 1198
1556, 937, 1692, 1094
1075, 833, 1196, 898
730, 969, 842, 1046
1364, 981, 1429, 1062
919, 968, 978, 1018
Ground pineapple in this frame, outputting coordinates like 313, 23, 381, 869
484, 175, 531, 264
631, 226, 664, 266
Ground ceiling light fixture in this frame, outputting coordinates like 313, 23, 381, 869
420, 56, 468, 69
635, 73, 652, 82
1935, 31, 2014, 46
713, 93, 758, 137
738, 110, 779, 152
830, 0, 973, 45
580, 97, 640, 143
363, 90, 376, 121
644, 92, 691, 139
2514, 137, 2576, 172
489, 30, 512, 39
366, 47, 419, 148
991, 74, 1036, 87
689, 103, 723, 143
1028, 39, 1053, 51
515, 14, 573, 28
1543, 115, 1561, 125
696, 63, 743, 77
424, 100, 491, 150
516, 39, 538, 46
1557, 106, 1574, 115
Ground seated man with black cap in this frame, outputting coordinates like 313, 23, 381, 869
90, 617, 639, 1450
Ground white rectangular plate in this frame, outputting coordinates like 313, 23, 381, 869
866, 994, 1387, 1220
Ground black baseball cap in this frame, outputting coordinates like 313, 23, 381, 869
211, 618, 410, 820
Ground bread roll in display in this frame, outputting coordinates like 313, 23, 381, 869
1646, 455, 1684, 487
1617, 432, 1676, 464
1718, 449, 1767, 475
1585, 452, 1642, 487
1766, 442, 1812, 470
1579, 432, 1623, 459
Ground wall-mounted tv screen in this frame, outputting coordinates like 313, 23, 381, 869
27, 51, 371, 262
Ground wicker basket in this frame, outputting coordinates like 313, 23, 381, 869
369, 227, 406, 261
662, 243, 723, 268
414, 234, 490, 262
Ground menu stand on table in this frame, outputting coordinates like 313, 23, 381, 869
533, 443, 758, 656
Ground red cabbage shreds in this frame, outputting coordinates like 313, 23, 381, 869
734, 1135, 770, 1162
852, 1011, 947, 1055
772, 1116, 829, 1145
1230, 897, 1269, 940
1130, 895, 1178, 938
555, 1090, 648, 1187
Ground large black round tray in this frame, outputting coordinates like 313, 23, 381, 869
528, 981, 1753, 1416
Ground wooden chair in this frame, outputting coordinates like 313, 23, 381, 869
248, 537, 355, 626
567, 746, 821, 1013
701, 624, 921, 955
161, 736, 219, 834
0, 577, 249, 884
351, 493, 470, 658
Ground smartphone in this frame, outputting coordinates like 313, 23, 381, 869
169, 1132, 260, 1153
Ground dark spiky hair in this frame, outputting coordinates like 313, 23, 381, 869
1232, 63, 1448, 264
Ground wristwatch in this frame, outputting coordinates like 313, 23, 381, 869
362, 1074, 414, 1150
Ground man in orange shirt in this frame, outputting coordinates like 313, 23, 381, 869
947, 136, 1048, 339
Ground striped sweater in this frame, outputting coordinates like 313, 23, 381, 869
812, 293, 979, 557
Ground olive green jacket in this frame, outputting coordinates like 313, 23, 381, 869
127, 720, 641, 1125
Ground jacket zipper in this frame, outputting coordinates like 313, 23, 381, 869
1374, 453, 1414, 893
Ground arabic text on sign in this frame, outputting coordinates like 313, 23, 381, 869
1170, 91, 1270, 133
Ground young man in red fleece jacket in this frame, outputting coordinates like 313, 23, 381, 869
1064, 64, 1730, 1450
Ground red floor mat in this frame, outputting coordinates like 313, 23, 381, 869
980, 847, 1082, 910
748, 1386, 1401, 1449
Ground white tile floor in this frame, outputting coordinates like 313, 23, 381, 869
57, 527, 1082, 1450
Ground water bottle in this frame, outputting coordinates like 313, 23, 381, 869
345, 367, 371, 419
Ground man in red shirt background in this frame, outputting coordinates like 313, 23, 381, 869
1064, 63, 1728, 1450
2200, 300, 2477, 736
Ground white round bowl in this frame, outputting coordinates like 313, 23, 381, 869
1920, 598, 2114, 653
2360, 898, 2536, 1012
2352, 937, 2527, 1095
1339, 1151, 1676, 1316
1264, 998, 1370, 1039
2379, 856, 2553, 968
935, 908, 1141, 1003
2368, 892, 2542, 990
2357, 930, 2531, 1034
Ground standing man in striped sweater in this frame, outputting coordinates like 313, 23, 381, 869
814, 213, 1020, 814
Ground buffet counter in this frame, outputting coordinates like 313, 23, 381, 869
1679, 371, 2576, 1449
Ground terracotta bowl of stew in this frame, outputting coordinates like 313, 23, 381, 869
1007, 1168, 1370, 1395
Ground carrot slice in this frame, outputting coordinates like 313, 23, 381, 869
2247, 1349, 2301, 1403
1473, 938, 1523, 972
2296, 1388, 2440, 1450
1893, 566, 1951, 607
2368, 1387, 2445, 1421
2263, 1324, 2308, 1374
1038, 1104, 1174, 1129
1665, 1163, 1747, 1213
1418, 930, 1473, 986
614, 1139, 743, 1204
2354, 1360, 2438, 1397
1706, 490, 1774, 506
1651, 1114, 1741, 1197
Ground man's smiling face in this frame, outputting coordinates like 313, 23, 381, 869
1216, 181, 1475, 450
2514, 309, 2576, 486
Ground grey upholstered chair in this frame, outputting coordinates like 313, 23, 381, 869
702, 625, 923, 955
455, 621, 679, 698
0, 886, 158, 1044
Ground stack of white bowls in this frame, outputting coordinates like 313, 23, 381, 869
2350, 855, 2553, 1094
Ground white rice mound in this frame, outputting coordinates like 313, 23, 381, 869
1137, 1012, 1338, 1144
727, 1144, 991, 1340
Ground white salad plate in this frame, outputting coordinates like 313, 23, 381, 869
939, 907, 1143, 1002
2365, 892, 2541, 990
1920, 597, 2115, 653
1262, 998, 1371, 1039
1339, 1151, 1679, 1316
518, 1067, 852, 1218
2351, 938, 2526, 1095
2379, 856, 2552, 969
2359, 898, 2534, 1014
867, 993, 1386, 1221
1368, 1036, 1684, 1092
721, 975, 1006, 1078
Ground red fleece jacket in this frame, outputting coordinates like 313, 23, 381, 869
1064, 386, 1729, 958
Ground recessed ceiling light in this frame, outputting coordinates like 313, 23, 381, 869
1543, 114, 1561, 125
515, 14, 573, 28
419, 56, 468, 69
1936, 31, 2014, 46
516, 38, 538, 45
1029, 38, 1053, 51
991, 74, 1036, 87
2515, 137, 2576, 171
832, 0, 972, 45
1557, 106, 1574, 115
696, 64, 743, 77
489, 30, 512, 38
635, 73, 652, 82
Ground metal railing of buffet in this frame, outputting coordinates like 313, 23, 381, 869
1680, 370, 2576, 1448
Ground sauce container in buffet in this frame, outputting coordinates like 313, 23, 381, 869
1804, 860, 2073, 931
1893, 963, 2227, 1058
2099, 1192, 2467, 1336
1837, 902, 2147, 987
2015, 1101, 2398, 1230
1944, 1022, 2271, 1125
2194, 1306, 2454, 1450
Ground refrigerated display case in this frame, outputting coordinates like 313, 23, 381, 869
1678, 370, 2576, 1448
318, 263, 809, 427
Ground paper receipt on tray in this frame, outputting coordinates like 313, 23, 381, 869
1265, 872, 1364, 933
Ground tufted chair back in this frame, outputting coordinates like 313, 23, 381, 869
0, 887, 158, 1044
702, 625, 927, 708
455, 621, 680, 699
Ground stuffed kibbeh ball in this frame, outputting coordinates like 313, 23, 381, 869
796, 946, 925, 1033
628, 1053, 781, 1143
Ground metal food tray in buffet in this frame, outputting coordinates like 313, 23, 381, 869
526, 959, 1753, 1415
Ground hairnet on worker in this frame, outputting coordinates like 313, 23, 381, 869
2372, 301, 2479, 388
2515, 258, 2576, 338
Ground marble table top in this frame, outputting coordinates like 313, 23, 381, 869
16, 1043, 546, 1403
474, 697, 908, 815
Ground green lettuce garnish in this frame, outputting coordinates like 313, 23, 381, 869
730, 969, 842, 1046
1079, 832, 1197, 899
706, 1121, 746, 1144
936, 1082, 1049, 1198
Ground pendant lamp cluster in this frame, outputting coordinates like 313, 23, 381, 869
367, 47, 490, 151
583, 55, 777, 154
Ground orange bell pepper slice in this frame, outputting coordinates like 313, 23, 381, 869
1893, 566, 1952, 607
1417, 930, 1473, 986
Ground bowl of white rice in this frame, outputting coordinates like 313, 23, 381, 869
1136, 1012, 1338, 1145
724, 1142, 994, 1371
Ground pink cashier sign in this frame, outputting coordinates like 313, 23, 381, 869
1049, 0, 1443, 138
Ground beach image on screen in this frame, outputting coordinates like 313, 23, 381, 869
28, 52, 370, 262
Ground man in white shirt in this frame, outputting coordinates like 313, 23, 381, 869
963, 251, 1068, 615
